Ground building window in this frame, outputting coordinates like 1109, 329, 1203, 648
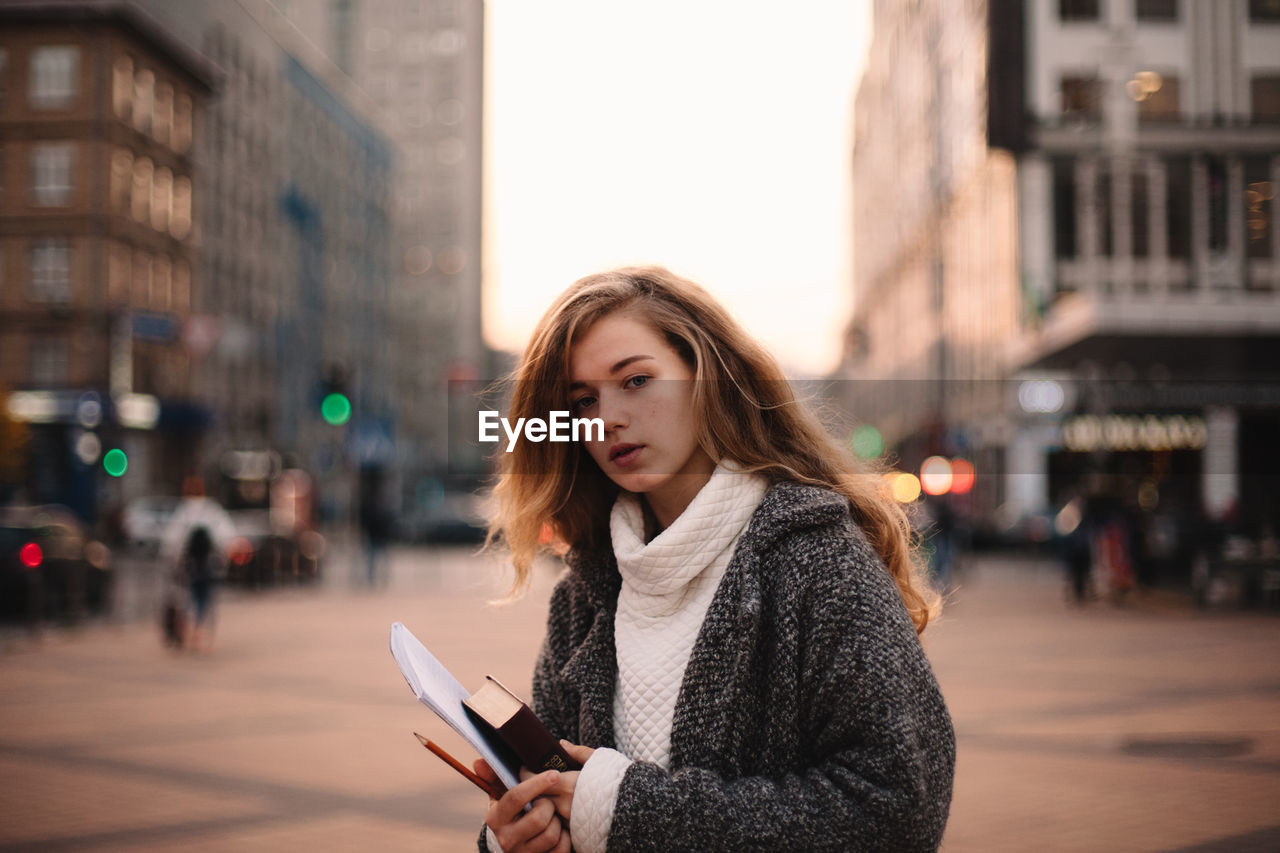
171, 176, 192, 240
151, 166, 172, 233
30, 143, 75, 206
152, 255, 172, 311
1244, 156, 1274, 260
1097, 168, 1114, 257
29, 238, 72, 302
1131, 170, 1150, 258
109, 148, 132, 212
172, 94, 193, 153
112, 55, 133, 120
30, 338, 70, 387
1061, 76, 1103, 122
1249, 0, 1280, 22
1252, 75, 1280, 123
29, 46, 79, 110
1206, 156, 1229, 253
153, 82, 173, 145
1137, 74, 1180, 122
1135, 0, 1177, 21
1060, 0, 1101, 21
1053, 158, 1078, 258
131, 156, 153, 223
1165, 156, 1191, 259
133, 69, 155, 134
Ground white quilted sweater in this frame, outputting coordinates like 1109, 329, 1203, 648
569, 463, 768, 853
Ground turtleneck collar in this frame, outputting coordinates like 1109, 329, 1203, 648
610, 462, 768, 599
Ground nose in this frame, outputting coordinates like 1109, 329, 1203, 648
597, 388, 629, 433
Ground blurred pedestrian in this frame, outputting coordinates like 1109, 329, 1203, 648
180, 526, 218, 652
473, 267, 954, 853
361, 499, 391, 587
1055, 495, 1092, 604
926, 496, 958, 591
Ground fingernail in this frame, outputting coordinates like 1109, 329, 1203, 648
546, 770, 560, 784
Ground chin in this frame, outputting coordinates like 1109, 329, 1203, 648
609, 472, 665, 494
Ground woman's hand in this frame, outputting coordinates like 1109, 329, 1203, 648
475, 761, 570, 853
540, 740, 596, 822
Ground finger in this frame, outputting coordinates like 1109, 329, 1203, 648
505, 798, 556, 850
491, 769, 561, 826
551, 821, 573, 853
549, 791, 572, 822
559, 739, 596, 765
473, 760, 502, 786
522, 809, 562, 853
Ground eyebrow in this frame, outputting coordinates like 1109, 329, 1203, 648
569, 354, 655, 390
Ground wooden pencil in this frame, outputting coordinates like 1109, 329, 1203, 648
414, 732, 506, 799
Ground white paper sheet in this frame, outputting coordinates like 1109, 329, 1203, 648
389, 621, 522, 790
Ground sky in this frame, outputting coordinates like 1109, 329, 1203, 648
483, 1, 873, 377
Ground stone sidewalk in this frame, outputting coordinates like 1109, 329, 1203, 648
1, 548, 1278, 851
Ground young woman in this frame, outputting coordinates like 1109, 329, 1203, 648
475, 266, 954, 853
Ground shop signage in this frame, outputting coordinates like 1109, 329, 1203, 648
1061, 414, 1208, 452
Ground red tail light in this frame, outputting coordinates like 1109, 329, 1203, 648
19, 542, 43, 569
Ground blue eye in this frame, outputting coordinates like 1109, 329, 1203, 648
572, 395, 597, 412
624, 375, 649, 389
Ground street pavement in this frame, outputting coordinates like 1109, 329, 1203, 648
1, 545, 1278, 851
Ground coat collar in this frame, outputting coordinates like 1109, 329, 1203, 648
559, 480, 852, 764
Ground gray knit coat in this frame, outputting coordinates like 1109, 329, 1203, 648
479, 481, 955, 852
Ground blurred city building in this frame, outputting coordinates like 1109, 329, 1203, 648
845, 0, 1280, 585
843, 0, 1021, 525
270, 0, 490, 528
1, 0, 401, 533
130, 0, 398, 525
0, 1, 215, 522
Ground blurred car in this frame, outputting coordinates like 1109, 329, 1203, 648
121, 495, 180, 555
224, 509, 322, 588
412, 492, 488, 545
0, 504, 112, 623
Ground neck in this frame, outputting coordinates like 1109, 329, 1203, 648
642, 464, 716, 530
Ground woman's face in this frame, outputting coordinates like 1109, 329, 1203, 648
567, 310, 714, 526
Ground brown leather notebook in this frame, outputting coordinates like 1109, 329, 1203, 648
463, 676, 582, 774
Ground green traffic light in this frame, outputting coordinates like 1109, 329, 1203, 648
851, 424, 884, 460
321, 392, 352, 426
103, 448, 128, 477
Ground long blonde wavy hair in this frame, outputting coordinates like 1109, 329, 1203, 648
488, 266, 941, 634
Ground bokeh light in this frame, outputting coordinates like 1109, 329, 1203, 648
890, 472, 921, 503
950, 458, 976, 495
75, 432, 102, 465
851, 424, 884, 460
19, 542, 43, 569
103, 448, 128, 477
920, 456, 953, 496
321, 392, 352, 426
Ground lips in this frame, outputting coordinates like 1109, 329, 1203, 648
608, 443, 643, 466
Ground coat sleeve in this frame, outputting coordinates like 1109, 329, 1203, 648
602, 529, 956, 853
529, 569, 589, 743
